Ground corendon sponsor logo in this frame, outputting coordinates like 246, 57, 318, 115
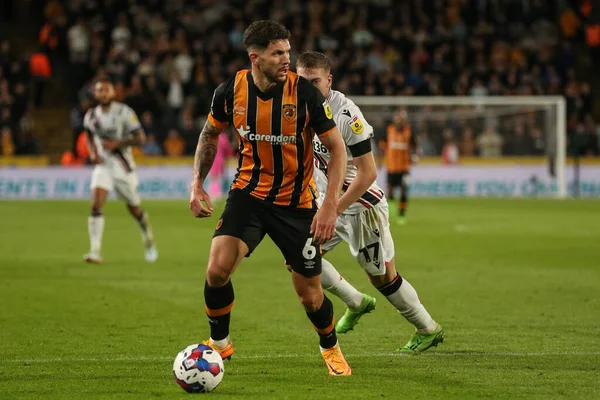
236, 125, 296, 145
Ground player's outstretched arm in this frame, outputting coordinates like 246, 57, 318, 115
311, 127, 346, 243
189, 120, 221, 218
338, 150, 378, 213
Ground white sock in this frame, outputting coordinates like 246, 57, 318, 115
211, 335, 230, 348
88, 215, 105, 255
380, 275, 437, 334
321, 259, 364, 309
135, 211, 154, 246
320, 341, 339, 353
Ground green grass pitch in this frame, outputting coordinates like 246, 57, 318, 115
0, 199, 599, 399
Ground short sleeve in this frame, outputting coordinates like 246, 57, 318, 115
337, 102, 374, 147
300, 78, 336, 137
123, 106, 142, 132
208, 82, 230, 131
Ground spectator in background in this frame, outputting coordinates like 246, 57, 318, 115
0, 108, 14, 132
163, 129, 185, 157
67, 17, 89, 64
1, 126, 15, 156
508, 122, 533, 155
174, 47, 194, 88
441, 128, 459, 164
29, 48, 52, 107
0, 39, 11, 67
478, 125, 504, 158
460, 127, 477, 157
111, 13, 131, 54
417, 132, 437, 156
12, 0, 596, 159
143, 134, 162, 156
165, 71, 184, 116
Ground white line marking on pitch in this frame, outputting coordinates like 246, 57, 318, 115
5, 351, 600, 363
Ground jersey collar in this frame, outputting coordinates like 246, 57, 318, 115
247, 71, 284, 100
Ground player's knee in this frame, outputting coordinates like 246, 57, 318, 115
296, 284, 324, 312
206, 263, 233, 287
298, 294, 322, 312
127, 205, 143, 218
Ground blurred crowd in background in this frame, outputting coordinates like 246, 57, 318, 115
0, 0, 598, 160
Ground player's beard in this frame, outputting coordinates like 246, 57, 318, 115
261, 63, 286, 84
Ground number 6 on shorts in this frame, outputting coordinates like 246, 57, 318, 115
302, 238, 317, 260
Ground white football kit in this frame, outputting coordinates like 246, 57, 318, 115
314, 90, 394, 276
83, 102, 142, 206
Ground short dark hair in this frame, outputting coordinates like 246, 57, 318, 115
242, 20, 291, 51
296, 52, 331, 74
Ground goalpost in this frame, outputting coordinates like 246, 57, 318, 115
350, 96, 567, 199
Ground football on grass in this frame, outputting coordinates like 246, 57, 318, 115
173, 344, 224, 393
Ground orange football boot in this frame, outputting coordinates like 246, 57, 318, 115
202, 338, 234, 360
321, 344, 352, 376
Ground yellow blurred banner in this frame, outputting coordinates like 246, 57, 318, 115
0, 156, 50, 167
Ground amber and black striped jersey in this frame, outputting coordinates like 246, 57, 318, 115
208, 70, 336, 209
381, 125, 415, 173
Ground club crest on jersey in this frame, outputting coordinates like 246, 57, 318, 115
348, 116, 364, 134
216, 218, 223, 230
323, 100, 333, 119
283, 104, 296, 122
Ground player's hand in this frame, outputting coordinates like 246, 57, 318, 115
310, 199, 337, 244
189, 183, 213, 218
102, 138, 121, 151
410, 153, 420, 165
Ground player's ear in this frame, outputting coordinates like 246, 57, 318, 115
327, 74, 333, 89
248, 50, 260, 66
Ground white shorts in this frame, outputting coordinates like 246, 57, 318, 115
322, 201, 395, 276
90, 165, 141, 206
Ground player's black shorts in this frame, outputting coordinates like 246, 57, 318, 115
214, 189, 321, 277
388, 171, 409, 187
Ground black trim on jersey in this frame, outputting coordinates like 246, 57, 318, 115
210, 77, 236, 125
245, 80, 261, 193
342, 182, 381, 206
265, 88, 284, 202
290, 98, 307, 207
114, 149, 133, 173
348, 139, 372, 157
233, 132, 244, 184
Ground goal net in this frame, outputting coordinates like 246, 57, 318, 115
349, 96, 567, 199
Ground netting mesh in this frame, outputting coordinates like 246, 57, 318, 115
352, 100, 558, 160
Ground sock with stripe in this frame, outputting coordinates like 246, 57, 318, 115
88, 209, 104, 255
321, 258, 364, 309
306, 295, 338, 349
399, 191, 407, 216
204, 279, 234, 341
377, 273, 437, 334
